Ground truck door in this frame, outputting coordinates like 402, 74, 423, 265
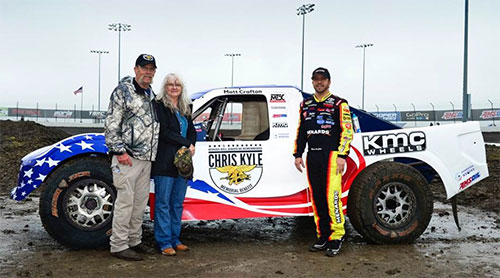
185, 92, 310, 220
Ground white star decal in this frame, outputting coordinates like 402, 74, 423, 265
36, 174, 47, 182
45, 157, 60, 168
27, 179, 33, 184
24, 168, 33, 178
33, 184, 38, 189
85, 134, 93, 140
55, 143, 72, 153
21, 191, 27, 196
20, 181, 25, 188
35, 158, 46, 167
206, 191, 220, 198
76, 141, 95, 150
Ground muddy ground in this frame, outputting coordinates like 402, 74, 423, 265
0, 120, 499, 277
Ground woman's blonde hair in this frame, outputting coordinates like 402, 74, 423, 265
156, 73, 192, 116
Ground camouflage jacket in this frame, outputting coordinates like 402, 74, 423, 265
104, 76, 160, 161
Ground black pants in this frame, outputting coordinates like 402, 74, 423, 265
306, 151, 345, 241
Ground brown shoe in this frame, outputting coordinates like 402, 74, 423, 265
175, 244, 190, 251
161, 247, 176, 256
111, 248, 143, 261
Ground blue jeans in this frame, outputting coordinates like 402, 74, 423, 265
152, 176, 188, 250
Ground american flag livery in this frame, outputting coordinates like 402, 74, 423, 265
10, 133, 107, 201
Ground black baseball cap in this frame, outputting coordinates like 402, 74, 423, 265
135, 54, 157, 68
311, 67, 330, 80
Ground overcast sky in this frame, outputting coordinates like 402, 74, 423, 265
1, 0, 499, 112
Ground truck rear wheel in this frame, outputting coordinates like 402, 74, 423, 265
347, 161, 433, 244
39, 156, 115, 249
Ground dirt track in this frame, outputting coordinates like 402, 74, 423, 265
1, 120, 499, 277
0, 197, 499, 277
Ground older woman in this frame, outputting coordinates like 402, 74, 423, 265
151, 73, 196, 256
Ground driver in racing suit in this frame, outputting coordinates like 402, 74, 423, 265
293, 67, 354, 256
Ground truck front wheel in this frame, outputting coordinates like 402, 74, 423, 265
39, 156, 115, 249
347, 161, 433, 244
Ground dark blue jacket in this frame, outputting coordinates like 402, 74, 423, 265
151, 100, 196, 178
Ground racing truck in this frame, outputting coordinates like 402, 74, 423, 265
10, 85, 489, 249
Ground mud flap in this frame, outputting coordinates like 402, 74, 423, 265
451, 196, 461, 231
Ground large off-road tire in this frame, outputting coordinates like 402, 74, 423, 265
39, 156, 115, 249
347, 161, 433, 244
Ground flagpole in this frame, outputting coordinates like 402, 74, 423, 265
80, 89, 83, 123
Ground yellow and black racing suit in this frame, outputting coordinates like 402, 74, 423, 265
293, 92, 354, 242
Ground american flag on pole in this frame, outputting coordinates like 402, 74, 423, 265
73, 86, 83, 95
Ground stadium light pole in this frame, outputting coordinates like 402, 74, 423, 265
90, 50, 109, 113
450, 101, 456, 123
224, 53, 241, 86
356, 43, 373, 110
393, 104, 398, 124
430, 102, 436, 125
225, 53, 241, 125
488, 99, 496, 126
297, 3, 315, 92
411, 103, 417, 126
375, 104, 379, 113
108, 23, 131, 83
462, 0, 469, 122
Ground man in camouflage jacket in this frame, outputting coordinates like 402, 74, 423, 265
105, 54, 160, 261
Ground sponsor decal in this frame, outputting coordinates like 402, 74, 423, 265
405, 112, 430, 120
345, 123, 352, 129
480, 110, 500, 119
208, 144, 263, 194
362, 131, 426, 156
333, 191, 341, 223
271, 105, 286, 109
89, 111, 106, 119
442, 111, 462, 120
324, 98, 335, 105
373, 112, 400, 121
54, 110, 73, 118
459, 172, 480, 190
307, 129, 330, 135
305, 100, 313, 105
272, 114, 287, 118
223, 89, 263, 94
0, 107, 8, 117
321, 124, 332, 129
274, 133, 289, 139
272, 122, 288, 128
323, 103, 333, 108
316, 115, 325, 124
9, 108, 42, 116
270, 94, 286, 103
455, 165, 475, 181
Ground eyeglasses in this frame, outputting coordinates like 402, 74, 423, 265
166, 83, 182, 88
